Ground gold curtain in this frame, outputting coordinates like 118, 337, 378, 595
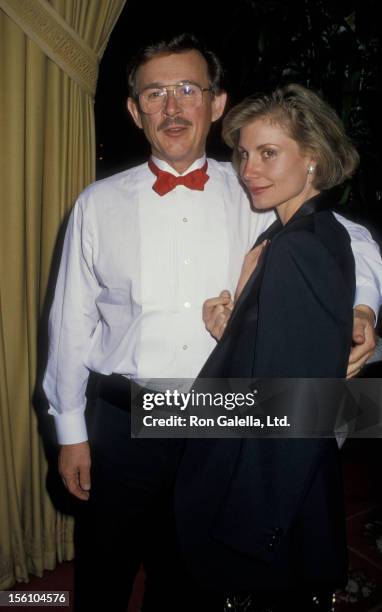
0, 0, 126, 588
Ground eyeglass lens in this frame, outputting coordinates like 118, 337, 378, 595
140, 83, 204, 113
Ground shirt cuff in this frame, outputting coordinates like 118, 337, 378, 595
354, 286, 380, 326
48, 406, 88, 445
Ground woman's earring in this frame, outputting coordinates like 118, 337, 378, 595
307, 165, 315, 175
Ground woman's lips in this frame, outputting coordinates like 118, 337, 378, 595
250, 185, 271, 195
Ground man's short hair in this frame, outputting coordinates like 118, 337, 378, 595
127, 33, 224, 99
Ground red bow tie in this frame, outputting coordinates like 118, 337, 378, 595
148, 159, 209, 196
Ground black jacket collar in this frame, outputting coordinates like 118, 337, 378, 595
231, 190, 337, 323
255, 189, 336, 246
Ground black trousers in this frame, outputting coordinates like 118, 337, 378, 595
73, 377, 223, 612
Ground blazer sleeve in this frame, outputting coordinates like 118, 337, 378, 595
253, 228, 355, 378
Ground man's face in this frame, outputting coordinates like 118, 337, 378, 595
127, 50, 227, 173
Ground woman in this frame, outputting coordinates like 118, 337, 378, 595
174, 84, 358, 611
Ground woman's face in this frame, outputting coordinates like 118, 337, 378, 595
238, 117, 318, 223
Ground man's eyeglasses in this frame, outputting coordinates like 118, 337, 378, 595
138, 81, 212, 115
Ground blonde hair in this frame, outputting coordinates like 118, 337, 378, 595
222, 84, 359, 190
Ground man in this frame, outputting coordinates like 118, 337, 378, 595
43, 34, 381, 611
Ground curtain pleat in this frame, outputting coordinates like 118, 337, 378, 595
0, 0, 126, 588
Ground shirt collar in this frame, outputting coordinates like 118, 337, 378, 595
150, 155, 207, 177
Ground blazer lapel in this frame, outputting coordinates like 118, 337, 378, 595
226, 219, 281, 330
228, 190, 336, 329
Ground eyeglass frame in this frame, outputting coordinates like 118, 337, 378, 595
137, 80, 213, 115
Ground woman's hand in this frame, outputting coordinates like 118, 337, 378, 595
234, 240, 269, 302
203, 290, 234, 341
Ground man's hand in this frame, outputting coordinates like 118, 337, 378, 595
347, 305, 377, 378
59, 441, 91, 501
203, 290, 234, 341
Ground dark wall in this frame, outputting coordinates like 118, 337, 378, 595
95, 0, 382, 242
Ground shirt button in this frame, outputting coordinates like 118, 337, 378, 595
183, 345, 188, 350
184, 302, 191, 308
184, 258, 192, 265
183, 217, 188, 223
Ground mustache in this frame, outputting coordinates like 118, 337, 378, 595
158, 117, 192, 131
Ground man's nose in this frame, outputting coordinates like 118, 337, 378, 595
163, 89, 182, 116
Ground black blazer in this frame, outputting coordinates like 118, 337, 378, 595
174, 191, 356, 595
